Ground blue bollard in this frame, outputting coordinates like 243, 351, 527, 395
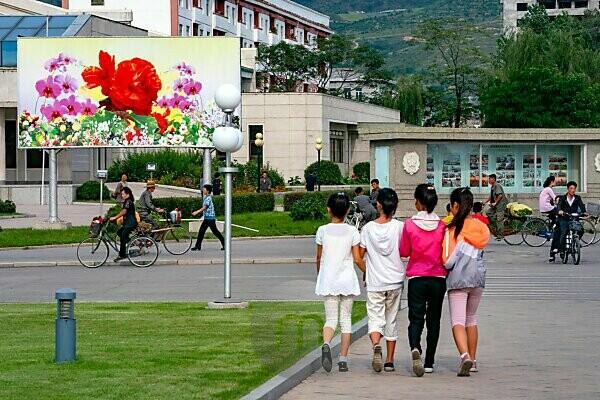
55, 288, 76, 363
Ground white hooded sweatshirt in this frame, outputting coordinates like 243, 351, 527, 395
360, 218, 405, 291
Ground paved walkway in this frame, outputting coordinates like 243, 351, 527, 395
283, 252, 600, 399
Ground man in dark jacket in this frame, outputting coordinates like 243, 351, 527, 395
550, 181, 586, 260
369, 179, 380, 206
354, 187, 377, 222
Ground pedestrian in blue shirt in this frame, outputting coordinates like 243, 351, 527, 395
191, 184, 225, 251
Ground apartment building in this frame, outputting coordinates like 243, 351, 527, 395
502, 0, 600, 32
53, 0, 331, 46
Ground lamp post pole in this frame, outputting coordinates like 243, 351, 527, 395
315, 138, 323, 192
255, 133, 264, 193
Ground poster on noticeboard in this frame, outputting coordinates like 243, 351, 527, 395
17, 36, 240, 149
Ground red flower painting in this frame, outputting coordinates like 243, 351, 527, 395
82, 51, 162, 116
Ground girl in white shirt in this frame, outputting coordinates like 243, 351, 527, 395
316, 192, 366, 373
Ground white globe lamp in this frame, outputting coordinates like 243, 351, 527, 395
214, 84, 241, 113
213, 126, 241, 153
233, 128, 244, 152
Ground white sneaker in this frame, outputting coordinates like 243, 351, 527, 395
424, 366, 434, 373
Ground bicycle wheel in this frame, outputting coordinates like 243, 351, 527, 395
127, 236, 159, 268
580, 219, 596, 247
77, 237, 109, 268
592, 219, 600, 245
162, 224, 193, 255
573, 237, 581, 265
522, 218, 549, 247
503, 219, 524, 245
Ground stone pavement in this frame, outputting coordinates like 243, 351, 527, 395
283, 250, 600, 400
1, 203, 113, 229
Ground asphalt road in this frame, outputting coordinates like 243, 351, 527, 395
1, 240, 600, 303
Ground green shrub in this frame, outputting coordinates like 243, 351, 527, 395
353, 162, 370, 183
0, 199, 16, 213
304, 160, 343, 185
234, 159, 285, 190
76, 180, 111, 201
107, 149, 222, 188
283, 190, 356, 212
290, 193, 327, 221
152, 192, 275, 218
287, 176, 302, 186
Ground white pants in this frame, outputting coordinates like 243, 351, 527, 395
324, 295, 354, 334
367, 287, 402, 341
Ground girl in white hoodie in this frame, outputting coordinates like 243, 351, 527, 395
359, 188, 405, 373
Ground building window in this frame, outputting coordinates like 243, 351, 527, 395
558, 1, 572, 8
178, 24, 183, 36
541, 0, 557, 9
186, 25, 191, 36
575, 1, 588, 7
330, 130, 344, 163
427, 144, 581, 194
517, 3, 529, 11
26, 150, 49, 169
91, 0, 105, 5
5, 120, 16, 169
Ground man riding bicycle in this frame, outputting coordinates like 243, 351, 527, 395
354, 187, 377, 223
138, 180, 164, 230
485, 174, 508, 241
550, 181, 586, 262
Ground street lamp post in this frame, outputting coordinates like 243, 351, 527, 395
315, 138, 323, 192
212, 84, 244, 302
254, 133, 264, 193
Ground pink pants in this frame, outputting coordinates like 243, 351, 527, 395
447, 287, 483, 327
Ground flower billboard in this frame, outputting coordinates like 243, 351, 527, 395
17, 37, 240, 148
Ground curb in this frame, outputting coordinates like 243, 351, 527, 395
0, 257, 315, 268
0, 235, 315, 252
241, 316, 369, 400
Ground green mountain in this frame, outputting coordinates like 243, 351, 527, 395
296, 0, 502, 75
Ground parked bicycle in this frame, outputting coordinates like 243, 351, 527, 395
585, 202, 600, 245
151, 210, 193, 255
344, 201, 365, 230
77, 217, 159, 268
522, 213, 596, 248
560, 213, 583, 265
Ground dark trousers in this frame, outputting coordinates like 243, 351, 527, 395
194, 219, 225, 249
551, 219, 569, 253
407, 277, 447, 368
117, 226, 135, 258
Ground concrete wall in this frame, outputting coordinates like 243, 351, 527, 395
362, 125, 600, 217
75, 14, 147, 36
239, 93, 400, 180
0, 69, 17, 107
0, 184, 74, 204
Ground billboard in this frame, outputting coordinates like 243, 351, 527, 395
17, 37, 240, 148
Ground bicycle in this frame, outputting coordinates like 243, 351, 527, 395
150, 210, 193, 255
522, 213, 596, 248
585, 203, 600, 245
560, 213, 583, 265
486, 205, 526, 245
77, 217, 159, 268
344, 201, 365, 230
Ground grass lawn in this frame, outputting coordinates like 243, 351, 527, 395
0, 301, 366, 400
0, 212, 323, 248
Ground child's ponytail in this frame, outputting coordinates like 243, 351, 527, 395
448, 187, 473, 238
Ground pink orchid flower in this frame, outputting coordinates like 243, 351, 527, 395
58, 95, 83, 116
157, 96, 170, 108
35, 77, 62, 99
174, 62, 195, 76
168, 93, 188, 109
55, 75, 78, 94
183, 80, 202, 96
41, 101, 68, 121
80, 98, 98, 116
173, 77, 190, 92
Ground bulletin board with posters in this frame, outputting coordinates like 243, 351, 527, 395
17, 37, 241, 149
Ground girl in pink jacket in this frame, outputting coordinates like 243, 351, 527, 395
400, 184, 447, 377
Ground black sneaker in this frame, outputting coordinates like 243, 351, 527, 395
384, 362, 395, 372
338, 361, 348, 372
113, 256, 125, 263
321, 344, 332, 372
191, 247, 201, 251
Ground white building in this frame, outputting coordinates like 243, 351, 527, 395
54, 0, 332, 46
502, 0, 600, 32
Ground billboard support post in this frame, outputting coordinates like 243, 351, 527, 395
203, 148, 211, 187
48, 149, 58, 223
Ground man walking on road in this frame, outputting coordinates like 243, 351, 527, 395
138, 181, 164, 230
485, 174, 508, 241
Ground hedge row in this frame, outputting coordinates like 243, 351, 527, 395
0, 199, 16, 213
151, 192, 275, 218
283, 190, 358, 212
